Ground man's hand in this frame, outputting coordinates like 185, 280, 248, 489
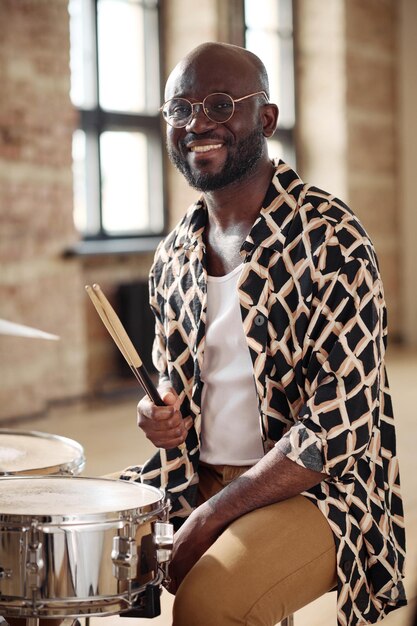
137, 386, 193, 449
168, 502, 220, 594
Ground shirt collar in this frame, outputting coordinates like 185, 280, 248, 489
173, 197, 207, 251
173, 160, 304, 253
241, 160, 304, 254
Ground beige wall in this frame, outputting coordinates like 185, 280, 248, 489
295, 0, 401, 337
0, 0, 415, 421
295, 0, 348, 200
0, 0, 87, 419
160, 0, 245, 228
399, 0, 417, 346
0, 0, 155, 420
346, 0, 400, 338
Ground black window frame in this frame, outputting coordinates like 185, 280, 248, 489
243, 0, 296, 168
70, 0, 165, 248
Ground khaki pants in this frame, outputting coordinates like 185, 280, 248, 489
173, 463, 337, 626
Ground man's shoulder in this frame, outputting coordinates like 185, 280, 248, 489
273, 161, 353, 221
271, 162, 376, 268
301, 185, 357, 229
275, 163, 371, 244
301, 185, 373, 254
273, 163, 355, 227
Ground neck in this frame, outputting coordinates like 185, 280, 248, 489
201, 158, 275, 276
203, 158, 274, 230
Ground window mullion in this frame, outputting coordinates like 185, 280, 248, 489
143, 1, 161, 110
70, 0, 164, 241
91, 0, 104, 235
84, 130, 102, 236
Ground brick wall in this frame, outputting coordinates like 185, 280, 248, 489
295, 0, 401, 338
398, 0, 417, 346
81, 253, 155, 395
0, 0, 88, 419
345, 0, 400, 337
161, 0, 244, 229
0, 0, 409, 421
295, 0, 348, 200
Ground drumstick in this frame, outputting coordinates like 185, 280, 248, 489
85, 284, 187, 454
86, 285, 140, 369
85, 286, 143, 386
85, 284, 164, 406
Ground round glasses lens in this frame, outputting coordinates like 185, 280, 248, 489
204, 93, 234, 123
163, 98, 192, 127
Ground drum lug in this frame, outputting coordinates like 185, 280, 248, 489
152, 521, 174, 585
162, 497, 171, 522
26, 523, 44, 591
153, 521, 174, 564
111, 536, 138, 580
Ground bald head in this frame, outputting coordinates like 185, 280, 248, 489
163, 42, 278, 193
164, 42, 270, 101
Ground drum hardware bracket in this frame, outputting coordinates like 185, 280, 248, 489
163, 497, 172, 521
111, 536, 138, 581
0, 566, 12, 580
120, 571, 163, 619
26, 522, 45, 592
152, 521, 174, 587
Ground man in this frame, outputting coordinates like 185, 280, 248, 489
121, 42, 406, 625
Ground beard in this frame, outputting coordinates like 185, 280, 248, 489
167, 124, 265, 192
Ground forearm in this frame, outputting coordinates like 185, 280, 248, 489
167, 446, 327, 593
202, 447, 327, 534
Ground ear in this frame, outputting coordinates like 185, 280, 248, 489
261, 103, 279, 138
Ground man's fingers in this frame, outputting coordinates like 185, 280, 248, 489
161, 390, 177, 404
148, 417, 184, 433
138, 398, 174, 420
139, 407, 182, 427
145, 429, 189, 449
150, 406, 178, 421
136, 386, 192, 448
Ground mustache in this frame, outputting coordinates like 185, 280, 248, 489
180, 132, 231, 148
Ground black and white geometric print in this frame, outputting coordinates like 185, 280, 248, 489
121, 161, 406, 626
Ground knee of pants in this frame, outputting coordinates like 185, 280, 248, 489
172, 562, 235, 626
173, 586, 216, 626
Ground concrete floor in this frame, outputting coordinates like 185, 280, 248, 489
1, 348, 416, 625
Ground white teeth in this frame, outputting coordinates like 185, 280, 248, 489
190, 144, 222, 153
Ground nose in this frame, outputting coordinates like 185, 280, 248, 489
185, 103, 217, 132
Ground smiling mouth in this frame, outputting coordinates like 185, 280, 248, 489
189, 144, 223, 153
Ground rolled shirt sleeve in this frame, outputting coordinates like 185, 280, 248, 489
276, 256, 383, 479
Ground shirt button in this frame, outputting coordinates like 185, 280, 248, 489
254, 314, 265, 327
342, 560, 352, 573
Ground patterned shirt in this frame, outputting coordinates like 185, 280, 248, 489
121, 160, 406, 626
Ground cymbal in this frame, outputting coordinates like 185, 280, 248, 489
0, 319, 60, 341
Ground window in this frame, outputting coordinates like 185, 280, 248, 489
244, 0, 296, 166
69, 0, 164, 242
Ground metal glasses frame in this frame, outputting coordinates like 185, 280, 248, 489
160, 91, 268, 127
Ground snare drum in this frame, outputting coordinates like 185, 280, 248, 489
0, 430, 85, 476
0, 476, 172, 619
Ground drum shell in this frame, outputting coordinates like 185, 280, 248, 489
0, 477, 168, 618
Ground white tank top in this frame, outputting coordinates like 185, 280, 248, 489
200, 264, 264, 465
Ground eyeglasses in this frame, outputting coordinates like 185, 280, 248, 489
160, 91, 268, 128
